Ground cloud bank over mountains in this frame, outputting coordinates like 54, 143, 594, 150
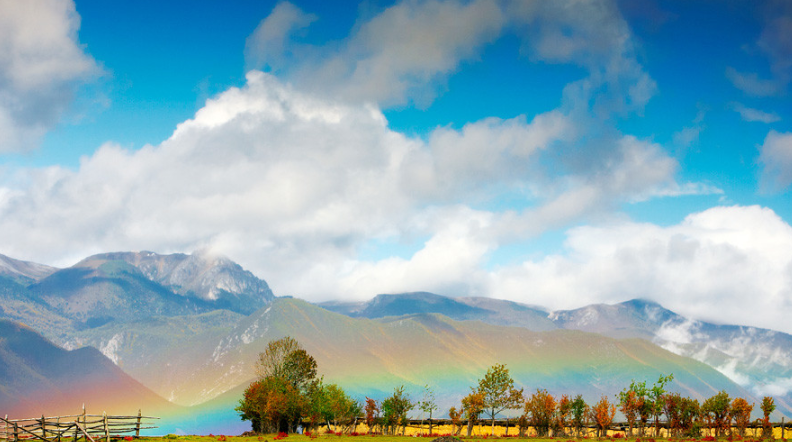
0, 0, 791, 335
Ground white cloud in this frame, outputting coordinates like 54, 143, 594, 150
0, 70, 700, 303
732, 103, 781, 123
244, 2, 317, 72
758, 130, 792, 192
726, 67, 783, 97
0, 0, 98, 152
492, 205, 792, 335
245, 0, 654, 114
727, 4, 792, 97
247, 0, 506, 107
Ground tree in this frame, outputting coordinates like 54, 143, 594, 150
475, 363, 524, 436
448, 406, 462, 436
417, 384, 438, 435
238, 375, 307, 433
364, 397, 380, 434
461, 391, 484, 437
678, 396, 701, 437
702, 391, 731, 437
663, 392, 682, 437
618, 385, 643, 437
760, 396, 776, 439
730, 397, 753, 437
524, 389, 557, 437
323, 383, 361, 433
381, 386, 413, 435
569, 395, 589, 438
648, 374, 674, 436
556, 395, 572, 437
590, 396, 616, 438
239, 337, 320, 434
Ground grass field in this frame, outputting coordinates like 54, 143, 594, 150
140, 426, 791, 442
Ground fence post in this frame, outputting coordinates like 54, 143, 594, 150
56, 417, 61, 442
135, 410, 142, 438
40, 415, 46, 440
12, 423, 18, 442
103, 412, 109, 442
782, 416, 785, 440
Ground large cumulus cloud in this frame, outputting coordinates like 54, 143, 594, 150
0, 70, 691, 303
0, 0, 98, 152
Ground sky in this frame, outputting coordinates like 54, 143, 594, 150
0, 0, 791, 333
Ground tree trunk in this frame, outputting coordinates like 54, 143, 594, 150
467, 419, 473, 437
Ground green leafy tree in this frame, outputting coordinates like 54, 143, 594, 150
648, 374, 674, 436
702, 390, 731, 437
475, 363, 524, 436
381, 385, 413, 435
417, 384, 438, 435
569, 394, 589, 438
323, 383, 361, 432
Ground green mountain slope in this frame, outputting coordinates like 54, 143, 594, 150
81, 298, 756, 413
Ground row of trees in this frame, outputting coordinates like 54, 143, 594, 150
238, 338, 779, 438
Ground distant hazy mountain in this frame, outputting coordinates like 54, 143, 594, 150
0, 253, 57, 285
320, 292, 557, 331
321, 293, 792, 414
0, 319, 177, 419
0, 250, 274, 342
551, 299, 792, 410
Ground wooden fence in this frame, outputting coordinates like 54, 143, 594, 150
0, 409, 157, 442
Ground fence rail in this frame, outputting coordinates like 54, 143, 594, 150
0, 409, 158, 442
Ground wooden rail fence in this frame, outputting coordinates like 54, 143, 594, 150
0, 409, 157, 442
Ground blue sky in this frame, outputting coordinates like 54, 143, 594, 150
1, 0, 792, 333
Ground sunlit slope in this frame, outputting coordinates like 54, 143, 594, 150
0, 319, 179, 419
65, 309, 244, 403
152, 298, 753, 408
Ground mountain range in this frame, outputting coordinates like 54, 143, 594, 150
0, 250, 790, 433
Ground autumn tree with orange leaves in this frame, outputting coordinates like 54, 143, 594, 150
524, 389, 557, 436
590, 396, 616, 438
730, 397, 754, 437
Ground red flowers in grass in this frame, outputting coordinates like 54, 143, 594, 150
217, 436, 227, 441
273, 432, 288, 441
124, 437, 133, 441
